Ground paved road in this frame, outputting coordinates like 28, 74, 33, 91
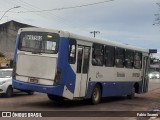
0, 79, 160, 120
148, 79, 160, 91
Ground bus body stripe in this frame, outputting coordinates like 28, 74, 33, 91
57, 37, 76, 94
14, 35, 20, 63
13, 79, 64, 96
85, 81, 142, 98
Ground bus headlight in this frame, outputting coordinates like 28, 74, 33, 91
149, 74, 152, 78
156, 74, 160, 78
12, 62, 17, 79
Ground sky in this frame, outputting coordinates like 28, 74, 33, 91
0, 0, 160, 58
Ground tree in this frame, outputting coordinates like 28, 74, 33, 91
153, 3, 160, 27
0, 52, 5, 57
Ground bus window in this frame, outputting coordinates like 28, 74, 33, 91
115, 48, 125, 68
69, 39, 76, 64
19, 32, 59, 54
92, 43, 104, 66
134, 52, 142, 69
104, 45, 115, 67
125, 50, 134, 68
45, 41, 56, 51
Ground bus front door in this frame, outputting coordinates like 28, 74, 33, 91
141, 56, 149, 93
76, 45, 90, 97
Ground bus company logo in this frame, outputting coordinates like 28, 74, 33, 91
2, 112, 11, 117
96, 72, 103, 78
117, 72, 125, 77
132, 73, 140, 77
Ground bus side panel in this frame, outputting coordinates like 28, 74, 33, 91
57, 37, 76, 97
101, 82, 134, 97
13, 79, 64, 95
85, 81, 141, 98
13, 35, 20, 63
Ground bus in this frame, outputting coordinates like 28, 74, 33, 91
13, 27, 150, 104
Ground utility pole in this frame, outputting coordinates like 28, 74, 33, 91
90, 31, 100, 38
0, 6, 21, 21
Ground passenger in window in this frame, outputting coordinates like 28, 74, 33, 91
96, 57, 102, 66
116, 58, 124, 67
92, 58, 97, 65
92, 56, 102, 66
134, 53, 141, 68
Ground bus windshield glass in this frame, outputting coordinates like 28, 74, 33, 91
19, 32, 59, 54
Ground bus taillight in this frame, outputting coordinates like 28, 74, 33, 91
12, 63, 16, 79
54, 70, 61, 84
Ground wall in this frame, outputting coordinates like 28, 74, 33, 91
0, 20, 33, 59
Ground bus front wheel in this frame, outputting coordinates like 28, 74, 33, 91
127, 87, 135, 99
91, 84, 101, 105
47, 94, 64, 103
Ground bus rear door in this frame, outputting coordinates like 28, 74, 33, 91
76, 45, 91, 97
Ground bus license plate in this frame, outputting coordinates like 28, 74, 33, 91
29, 78, 39, 83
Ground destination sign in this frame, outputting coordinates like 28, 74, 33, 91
25, 35, 43, 41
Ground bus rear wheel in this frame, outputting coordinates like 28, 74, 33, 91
27, 91, 34, 95
47, 94, 64, 103
91, 84, 101, 105
127, 87, 135, 99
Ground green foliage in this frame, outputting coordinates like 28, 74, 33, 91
0, 52, 5, 57
10, 59, 14, 68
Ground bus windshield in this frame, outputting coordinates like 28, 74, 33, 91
18, 32, 59, 54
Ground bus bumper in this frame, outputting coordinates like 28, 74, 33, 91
12, 79, 64, 96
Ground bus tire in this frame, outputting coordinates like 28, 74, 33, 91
5, 86, 13, 97
27, 91, 34, 95
127, 87, 135, 99
47, 94, 64, 103
91, 84, 101, 105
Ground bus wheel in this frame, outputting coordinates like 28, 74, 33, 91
5, 86, 13, 97
127, 87, 135, 99
47, 94, 64, 103
91, 84, 101, 105
27, 91, 34, 95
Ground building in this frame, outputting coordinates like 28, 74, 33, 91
0, 20, 33, 59
150, 58, 160, 72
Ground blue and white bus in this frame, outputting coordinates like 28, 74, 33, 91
13, 27, 150, 104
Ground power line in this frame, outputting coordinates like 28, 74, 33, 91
4, 0, 69, 28
22, 0, 114, 13
0, 6, 20, 21
10, 0, 81, 28
2, 0, 46, 23
12, 0, 115, 31
12, 0, 49, 18
1, 0, 114, 38
0, 0, 114, 13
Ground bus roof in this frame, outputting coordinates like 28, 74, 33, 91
19, 27, 149, 53
69, 33, 149, 53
